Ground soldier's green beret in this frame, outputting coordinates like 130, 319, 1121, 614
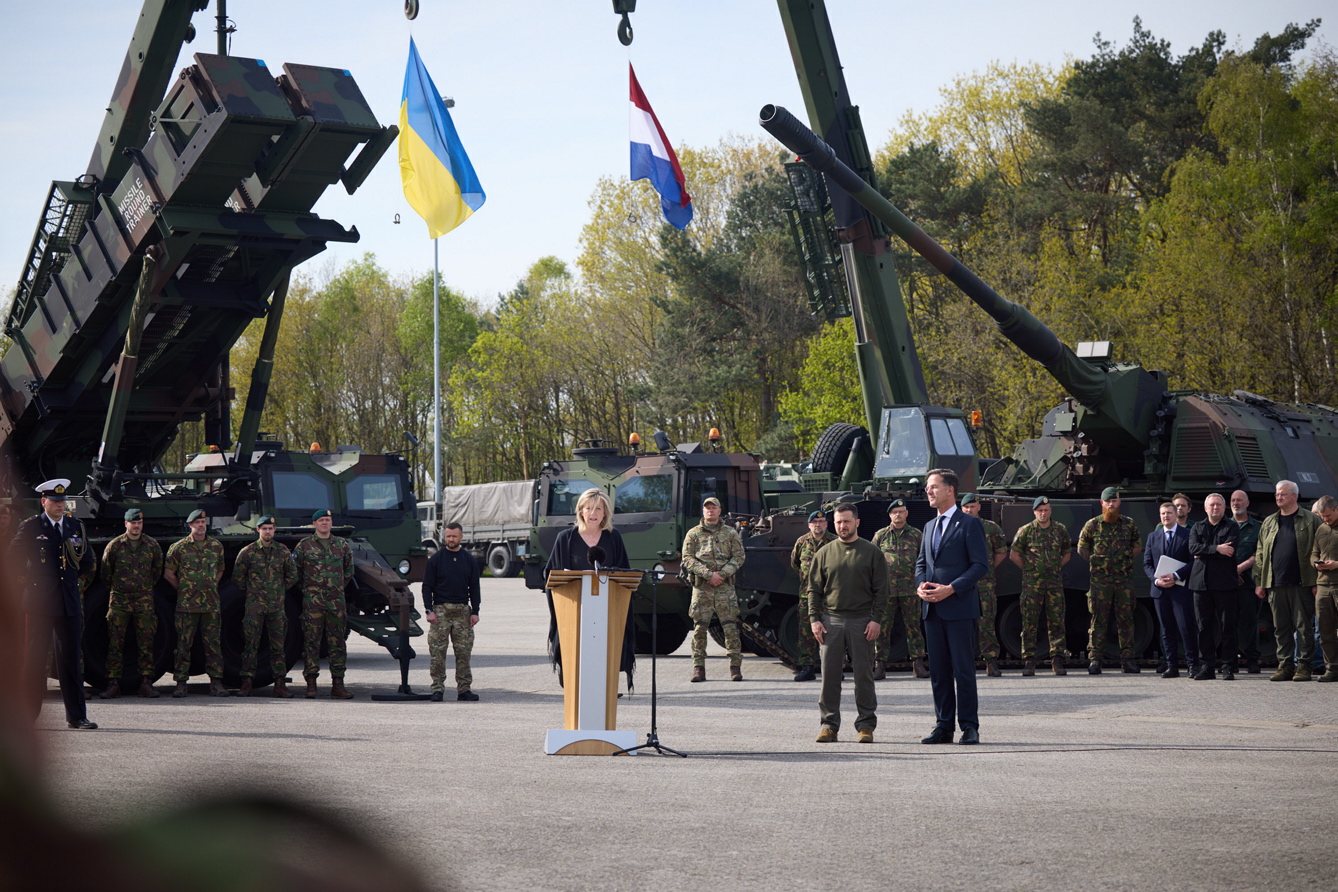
888, 499, 906, 511
1032, 497, 1049, 510
960, 493, 978, 506
124, 509, 144, 522
807, 511, 824, 522
1100, 486, 1120, 501
186, 509, 207, 523
702, 497, 721, 508
312, 508, 333, 521
256, 514, 277, 527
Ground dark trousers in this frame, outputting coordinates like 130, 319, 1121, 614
1153, 589, 1199, 668
25, 613, 87, 724
1235, 582, 1263, 661
818, 613, 876, 732
924, 607, 978, 732
1195, 589, 1239, 668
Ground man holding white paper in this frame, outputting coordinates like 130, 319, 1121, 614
1144, 502, 1196, 678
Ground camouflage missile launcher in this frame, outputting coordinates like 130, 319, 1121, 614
759, 103, 1336, 663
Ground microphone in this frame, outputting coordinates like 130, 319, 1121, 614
587, 546, 606, 571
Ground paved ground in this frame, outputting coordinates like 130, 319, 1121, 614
32, 577, 1338, 891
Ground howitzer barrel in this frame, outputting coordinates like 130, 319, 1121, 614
759, 104, 1108, 410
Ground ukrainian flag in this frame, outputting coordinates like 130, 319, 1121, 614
399, 38, 485, 238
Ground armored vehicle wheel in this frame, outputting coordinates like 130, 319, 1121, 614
81, 582, 177, 690
488, 544, 518, 578
811, 422, 868, 475
634, 613, 690, 654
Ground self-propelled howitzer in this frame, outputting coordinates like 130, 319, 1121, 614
760, 104, 1338, 503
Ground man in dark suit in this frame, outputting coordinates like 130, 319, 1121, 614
1143, 501, 1196, 678
9, 479, 97, 729
915, 468, 989, 745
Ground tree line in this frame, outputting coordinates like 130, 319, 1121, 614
171, 18, 1334, 492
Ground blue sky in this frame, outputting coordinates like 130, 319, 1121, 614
0, 1, 1328, 306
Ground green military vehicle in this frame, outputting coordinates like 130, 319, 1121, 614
0, 0, 423, 689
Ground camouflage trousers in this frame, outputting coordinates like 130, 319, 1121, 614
173, 611, 222, 682
428, 603, 474, 693
690, 587, 740, 666
796, 595, 819, 667
875, 596, 925, 663
242, 610, 287, 678
107, 591, 156, 678
302, 605, 347, 680
1021, 581, 1066, 660
977, 580, 1000, 661
1086, 576, 1135, 660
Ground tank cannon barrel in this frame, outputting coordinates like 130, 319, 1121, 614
759, 104, 1109, 410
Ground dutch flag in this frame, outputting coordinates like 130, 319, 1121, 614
629, 64, 693, 230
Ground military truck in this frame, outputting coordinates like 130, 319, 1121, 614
0, 0, 420, 689
418, 479, 534, 577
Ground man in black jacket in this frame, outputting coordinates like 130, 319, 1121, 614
1188, 493, 1240, 680
422, 522, 481, 701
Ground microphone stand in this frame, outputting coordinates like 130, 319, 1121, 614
613, 569, 686, 757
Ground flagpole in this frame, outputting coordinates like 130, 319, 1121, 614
433, 237, 442, 518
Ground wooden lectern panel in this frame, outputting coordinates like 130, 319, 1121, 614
546, 570, 641, 732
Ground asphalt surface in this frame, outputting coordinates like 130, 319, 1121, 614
33, 577, 1338, 891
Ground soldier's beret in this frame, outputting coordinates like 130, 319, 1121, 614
1032, 497, 1049, 510
312, 509, 333, 521
807, 510, 824, 522
960, 493, 978, 506
124, 509, 144, 522
1100, 486, 1121, 501
702, 497, 721, 508
36, 478, 72, 498
186, 509, 207, 523
256, 514, 277, 527
888, 499, 906, 511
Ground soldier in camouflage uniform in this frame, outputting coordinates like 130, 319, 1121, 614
294, 508, 355, 699
164, 509, 226, 698
232, 514, 299, 698
682, 496, 746, 682
1010, 496, 1071, 676
790, 510, 836, 681
99, 508, 163, 698
1078, 487, 1143, 674
871, 498, 927, 680
960, 494, 1009, 677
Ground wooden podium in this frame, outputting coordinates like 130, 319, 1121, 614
544, 569, 642, 755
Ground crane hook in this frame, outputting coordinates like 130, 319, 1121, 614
618, 12, 633, 46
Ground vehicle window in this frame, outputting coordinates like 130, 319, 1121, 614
615, 475, 673, 514
875, 407, 929, 478
270, 471, 334, 512
945, 417, 975, 456
687, 479, 728, 516
547, 478, 598, 516
346, 474, 403, 511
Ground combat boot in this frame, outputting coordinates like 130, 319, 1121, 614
815, 726, 838, 743
1317, 667, 1338, 683
872, 659, 886, 680
985, 659, 1001, 677
1270, 660, 1295, 682
1088, 660, 1102, 675
305, 678, 318, 698
1052, 657, 1067, 676
1121, 659, 1141, 673
690, 666, 705, 683
139, 681, 159, 698
272, 678, 294, 698
208, 679, 227, 697
1292, 663, 1313, 682
793, 665, 816, 682
330, 678, 354, 699
1022, 660, 1036, 677
730, 663, 743, 682
238, 678, 252, 697
912, 657, 930, 678
100, 681, 120, 699
172, 682, 188, 698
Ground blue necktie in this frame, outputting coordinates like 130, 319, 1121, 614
932, 517, 943, 553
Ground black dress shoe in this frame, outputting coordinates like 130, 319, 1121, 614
1221, 668, 1235, 680
67, 719, 98, 730
1161, 667, 1180, 678
921, 726, 954, 744
958, 727, 980, 745
1246, 659, 1261, 674
1192, 666, 1215, 680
